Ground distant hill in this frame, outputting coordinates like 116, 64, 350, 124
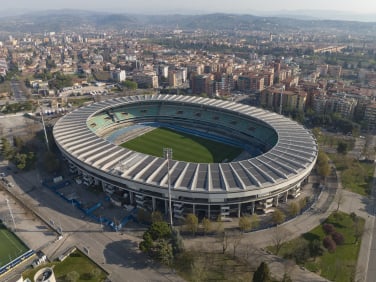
0, 10, 375, 35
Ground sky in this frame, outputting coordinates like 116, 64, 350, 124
1, 0, 376, 15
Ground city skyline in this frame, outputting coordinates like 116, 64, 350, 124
1, 0, 376, 17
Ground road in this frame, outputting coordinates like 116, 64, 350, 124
10, 80, 28, 102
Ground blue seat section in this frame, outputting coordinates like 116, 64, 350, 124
106, 124, 149, 143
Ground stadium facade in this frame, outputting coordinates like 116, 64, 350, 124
53, 95, 318, 220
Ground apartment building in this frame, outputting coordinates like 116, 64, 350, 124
111, 69, 126, 82
133, 71, 159, 88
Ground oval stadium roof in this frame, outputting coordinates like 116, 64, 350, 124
53, 94, 318, 195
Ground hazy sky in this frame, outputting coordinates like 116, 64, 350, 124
1, 0, 376, 14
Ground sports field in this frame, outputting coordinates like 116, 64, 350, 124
121, 127, 243, 163
0, 223, 29, 266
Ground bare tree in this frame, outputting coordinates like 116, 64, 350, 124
230, 231, 243, 257
353, 219, 365, 244
335, 189, 346, 212
272, 226, 289, 255
191, 258, 207, 282
242, 243, 253, 261
217, 231, 230, 254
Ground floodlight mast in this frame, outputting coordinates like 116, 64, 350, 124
163, 148, 173, 228
6, 198, 16, 231
38, 99, 50, 151
279, 85, 285, 115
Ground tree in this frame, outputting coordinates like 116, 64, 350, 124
231, 231, 243, 257
271, 226, 289, 255
139, 232, 153, 253
350, 212, 357, 222
353, 219, 364, 244
14, 153, 27, 170
323, 236, 336, 252
185, 213, 199, 235
122, 79, 138, 90
288, 202, 300, 217
13, 136, 24, 150
155, 239, 173, 266
322, 223, 335, 234
201, 217, 211, 235
239, 215, 252, 232
335, 190, 345, 212
139, 221, 174, 265
151, 211, 163, 223
337, 141, 348, 154
191, 258, 208, 282
317, 152, 331, 182
309, 239, 323, 260
292, 241, 310, 264
251, 214, 260, 230
332, 231, 345, 245
1, 137, 14, 160
272, 209, 285, 225
149, 221, 171, 240
253, 262, 271, 282
299, 197, 308, 210
217, 231, 230, 254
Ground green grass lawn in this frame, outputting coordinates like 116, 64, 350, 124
329, 154, 374, 195
0, 223, 29, 266
270, 212, 364, 282
23, 249, 107, 281
121, 127, 243, 163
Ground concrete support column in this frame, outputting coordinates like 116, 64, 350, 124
152, 197, 156, 211
192, 204, 196, 215
285, 191, 289, 203
164, 200, 168, 214
238, 203, 241, 218
252, 201, 255, 214
129, 192, 134, 205
274, 196, 279, 207
208, 205, 211, 219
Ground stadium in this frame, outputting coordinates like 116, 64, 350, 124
53, 94, 318, 220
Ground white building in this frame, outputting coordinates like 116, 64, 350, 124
112, 69, 126, 82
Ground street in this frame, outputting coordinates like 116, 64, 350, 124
10, 80, 27, 102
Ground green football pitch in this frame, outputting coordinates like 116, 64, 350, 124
0, 223, 29, 266
121, 127, 243, 163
